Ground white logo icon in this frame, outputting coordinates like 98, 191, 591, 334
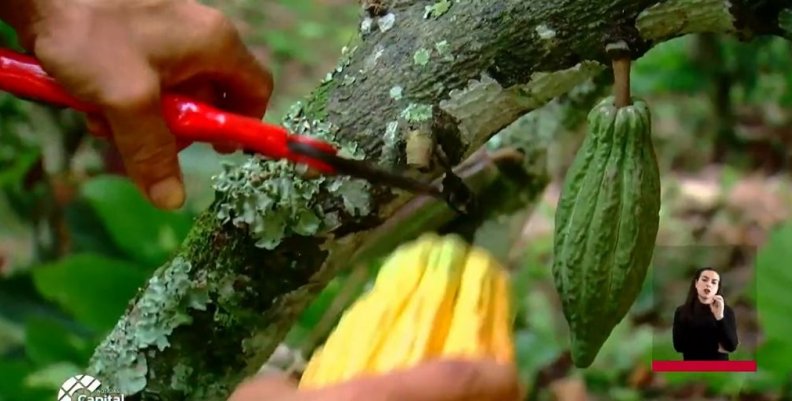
58, 375, 101, 401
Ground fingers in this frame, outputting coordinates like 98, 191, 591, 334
228, 373, 298, 401
213, 48, 274, 119
29, 1, 270, 213
99, 64, 185, 210
199, 10, 273, 119
86, 114, 111, 139
302, 359, 522, 401
169, 79, 238, 153
203, 30, 272, 154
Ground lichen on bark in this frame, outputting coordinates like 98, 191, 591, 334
84, 1, 792, 400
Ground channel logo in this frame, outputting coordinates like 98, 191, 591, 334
57, 375, 125, 401
58, 375, 102, 401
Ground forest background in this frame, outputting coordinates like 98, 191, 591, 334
1, 1, 791, 400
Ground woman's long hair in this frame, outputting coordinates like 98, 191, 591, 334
679, 267, 723, 321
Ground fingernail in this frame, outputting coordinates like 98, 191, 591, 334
149, 176, 185, 210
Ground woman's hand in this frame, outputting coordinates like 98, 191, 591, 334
718, 343, 729, 353
3, 0, 273, 209
710, 295, 725, 320
229, 360, 522, 401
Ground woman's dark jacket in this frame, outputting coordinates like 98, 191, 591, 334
672, 300, 738, 361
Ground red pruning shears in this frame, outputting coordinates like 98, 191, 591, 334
0, 48, 473, 213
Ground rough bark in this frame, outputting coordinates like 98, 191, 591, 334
85, 1, 792, 400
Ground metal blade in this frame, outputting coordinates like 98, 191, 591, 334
286, 140, 443, 197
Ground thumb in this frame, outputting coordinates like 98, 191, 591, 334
301, 359, 522, 401
100, 65, 185, 210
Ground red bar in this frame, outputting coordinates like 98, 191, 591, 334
652, 360, 757, 372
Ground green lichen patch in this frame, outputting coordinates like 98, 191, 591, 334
328, 179, 372, 216
389, 85, 404, 100
434, 40, 454, 61
401, 103, 433, 122
378, 13, 396, 32
339, 45, 357, 64
88, 257, 210, 395
513, 61, 606, 109
360, 17, 374, 34
135, 258, 208, 350
342, 74, 356, 86
424, 0, 452, 19
310, 44, 359, 119
439, 61, 605, 150
89, 338, 147, 396
202, 266, 244, 312
413, 48, 431, 66
635, 0, 735, 41
302, 81, 333, 121
362, 45, 386, 74
379, 121, 402, 168
321, 45, 358, 84
169, 363, 194, 392
212, 100, 374, 249
213, 158, 325, 250
535, 24, 556, 40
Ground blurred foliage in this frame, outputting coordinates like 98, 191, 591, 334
203, 0, 360, 123
1, 2, 792, 401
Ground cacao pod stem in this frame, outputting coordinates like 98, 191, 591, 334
606, 40, 632, 108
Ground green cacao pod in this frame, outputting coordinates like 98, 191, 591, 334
551, 95, 661, 368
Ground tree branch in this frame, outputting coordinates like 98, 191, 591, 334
85, 1, 791, 400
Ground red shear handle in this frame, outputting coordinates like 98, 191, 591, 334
0, 48, 338, 174
0, 49, 97, 112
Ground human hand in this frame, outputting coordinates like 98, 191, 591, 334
709, 295, 725, 320
229, 359, 522, 401
9, 0, 273, 209
718, 343, 728, 353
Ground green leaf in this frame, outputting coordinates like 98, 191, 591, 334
25, 317, 93, 367
0, 360, 30, 396
0, 148, 40, 189
753, 222, 792, 381
779, 9, 792, 39
31, 253, 149, 333
591, 322, 654, 373
756, 222, 792, 343
757, 338, 792, 378
515, 330, 561, 378
0, 21, 22, 50
63, 200, 127, 258
0, 316, 25, 354
607, 387, 642, 401
0, 360, 52, 401
80, 175, 194, 266
515, 291, 562, 382
632, 37, 709, 95
25, 362, 82, 392
661, 370, 743, 393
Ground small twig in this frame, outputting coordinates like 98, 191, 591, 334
405, 129, 435, 171
606, 40, 632, 108
301, 148, 527, 355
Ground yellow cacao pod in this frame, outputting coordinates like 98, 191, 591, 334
298, 233, 515, 389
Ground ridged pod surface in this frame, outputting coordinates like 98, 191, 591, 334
299, 233, 515, 389
551, 95, 661, 368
